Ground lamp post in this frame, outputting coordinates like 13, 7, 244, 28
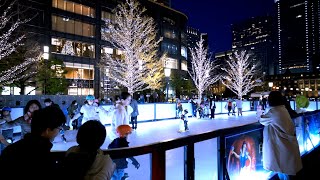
43, 46, 49, 94
268, 82, 273, 92
164, 68, 171, 102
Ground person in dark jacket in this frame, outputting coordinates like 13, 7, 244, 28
282, 95, 298, 118
0, 106, 66, 180
44, 98, 60, 109
44, 98, 67, 142
108, 125, 140, 180
130, 98, 139, 130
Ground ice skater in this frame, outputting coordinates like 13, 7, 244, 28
69, 95, 114, 128
108, 125, 140, 180
178, 109, 189, 133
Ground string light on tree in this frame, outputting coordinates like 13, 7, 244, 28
0, 57, 39, 84
61, 40, 75, 55
0, 0, 32, 85
188, 37, 220, 102
220, 50, 263, 99
100, 0, 165, 95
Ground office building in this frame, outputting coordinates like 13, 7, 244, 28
276, 0, 320, 74
15, 0, 187, 97
232, 16, 276, 75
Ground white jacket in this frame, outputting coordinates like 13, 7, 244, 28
70, 104, 113, 126
109, 103, 133, 141
259, 105, 302, 175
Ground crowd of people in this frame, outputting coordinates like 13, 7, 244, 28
0, 92, 140, 180
0, 91, 305, 180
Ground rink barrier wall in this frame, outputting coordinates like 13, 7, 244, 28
4, 100, 320, 134
49, 110, 320, 180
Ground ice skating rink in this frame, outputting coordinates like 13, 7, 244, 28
52, 112, 258, 180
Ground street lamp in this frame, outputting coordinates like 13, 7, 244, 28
43, 46, 49, 94
164, 68, 171, 102
268, 82, 273, 91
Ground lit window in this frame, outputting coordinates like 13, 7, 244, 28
181, 46, 187, 59
102, 47, 113, 54
116, 49, 124, 55
181, 60, 188, 71
164, 58, 178, 69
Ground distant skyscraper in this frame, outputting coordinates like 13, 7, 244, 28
186, 26, 200, 64
186, 26, 209, 66
232, 16, 276, 75
276, 0, 320, 74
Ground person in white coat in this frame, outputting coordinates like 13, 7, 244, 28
259, 91, 302, 180
109, 92, 133, 141
69, 95, 114, 128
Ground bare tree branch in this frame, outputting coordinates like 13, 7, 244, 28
100, 0, 164, 94
220, 50, 263, 98
188, 38, 220, 101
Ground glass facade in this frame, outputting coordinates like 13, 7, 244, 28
64, 67, 94, 80
52, 15, 95, 37
101, 11, 115, 22
163, 27, 178, 40
51, 38, 95, 58
162, 42, 178, 55
64, 62, 94, 95
52, 0, 95, 18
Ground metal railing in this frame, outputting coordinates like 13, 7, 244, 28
50, 110, 320, 180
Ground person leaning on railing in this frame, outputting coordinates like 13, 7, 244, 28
259, 91, 302, 180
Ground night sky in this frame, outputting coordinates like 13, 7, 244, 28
171, 0, 275, 53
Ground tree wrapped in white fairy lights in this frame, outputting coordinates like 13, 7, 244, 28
0, 0, 31, 85
221, 50, 263, 99
189, 38, 220, 101
100, 0, 165, 95
1, 42, 42, 89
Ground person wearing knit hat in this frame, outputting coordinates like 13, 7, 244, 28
108, 125, 139, 180
70, 95, 114, 128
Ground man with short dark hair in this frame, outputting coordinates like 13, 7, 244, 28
44, 98, 60, 109
0, 106, 66, 180
44, 98, 66, 142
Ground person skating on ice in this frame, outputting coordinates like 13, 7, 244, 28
108, 125, 140, 180
69, 95, 114, 128
178, 109, 189, 133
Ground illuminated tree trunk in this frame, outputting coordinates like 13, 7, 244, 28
221, 50, 263, 99
100, 0, 165, 95
188, 38, 220, 101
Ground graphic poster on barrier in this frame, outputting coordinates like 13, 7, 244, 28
303, 114, 320, 152
225, 129, 268, 180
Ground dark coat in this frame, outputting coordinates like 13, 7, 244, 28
108, 137, 138, 169
0, 134, 57, 180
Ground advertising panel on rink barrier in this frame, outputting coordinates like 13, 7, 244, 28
225, 128, 272, 180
